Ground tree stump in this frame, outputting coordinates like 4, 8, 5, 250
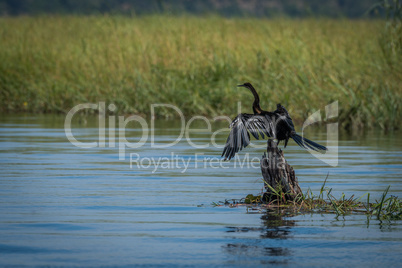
261, 139, 302, 202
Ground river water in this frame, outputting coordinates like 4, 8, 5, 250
0, 114, 401, 267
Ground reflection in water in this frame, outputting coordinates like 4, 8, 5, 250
224, 244, 291, 265
224, 243, 291, 257
223, 209, 297, 264
260, 209, 296, 239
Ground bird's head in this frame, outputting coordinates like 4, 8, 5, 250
237, 82, 262, 113
237, 82, 253, 89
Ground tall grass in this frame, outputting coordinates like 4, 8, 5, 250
0, 16, 400, 130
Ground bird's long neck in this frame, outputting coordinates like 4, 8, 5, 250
247, 85, 262, 114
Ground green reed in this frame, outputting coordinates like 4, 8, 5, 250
238, 171, 401, 221
222, 182, 401, 221
0, 16, 400, 130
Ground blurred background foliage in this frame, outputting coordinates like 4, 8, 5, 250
0, 0, 400, 131
0, 0, 391, 18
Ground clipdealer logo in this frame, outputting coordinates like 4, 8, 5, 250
64, 101, 339, 170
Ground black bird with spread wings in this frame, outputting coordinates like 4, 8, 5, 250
221, 83, 327, 160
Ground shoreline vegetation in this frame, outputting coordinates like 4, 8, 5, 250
0, 16, 400, 130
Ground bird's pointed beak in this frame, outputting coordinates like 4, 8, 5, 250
237, 84, 245, 87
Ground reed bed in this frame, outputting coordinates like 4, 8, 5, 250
217, 184, 402, 221
0, 16, 400, 130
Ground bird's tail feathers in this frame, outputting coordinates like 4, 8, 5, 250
292, 134, 327, 151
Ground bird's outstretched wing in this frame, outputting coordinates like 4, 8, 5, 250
275, 104, 295, 131
221, 113, 275, 160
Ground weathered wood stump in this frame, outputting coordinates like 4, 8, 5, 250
261, 139, 302, 202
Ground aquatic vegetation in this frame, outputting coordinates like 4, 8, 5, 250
216, 181, 402, 221
0, 16, 400, 130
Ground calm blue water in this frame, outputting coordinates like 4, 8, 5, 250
0, 114, 401, 267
